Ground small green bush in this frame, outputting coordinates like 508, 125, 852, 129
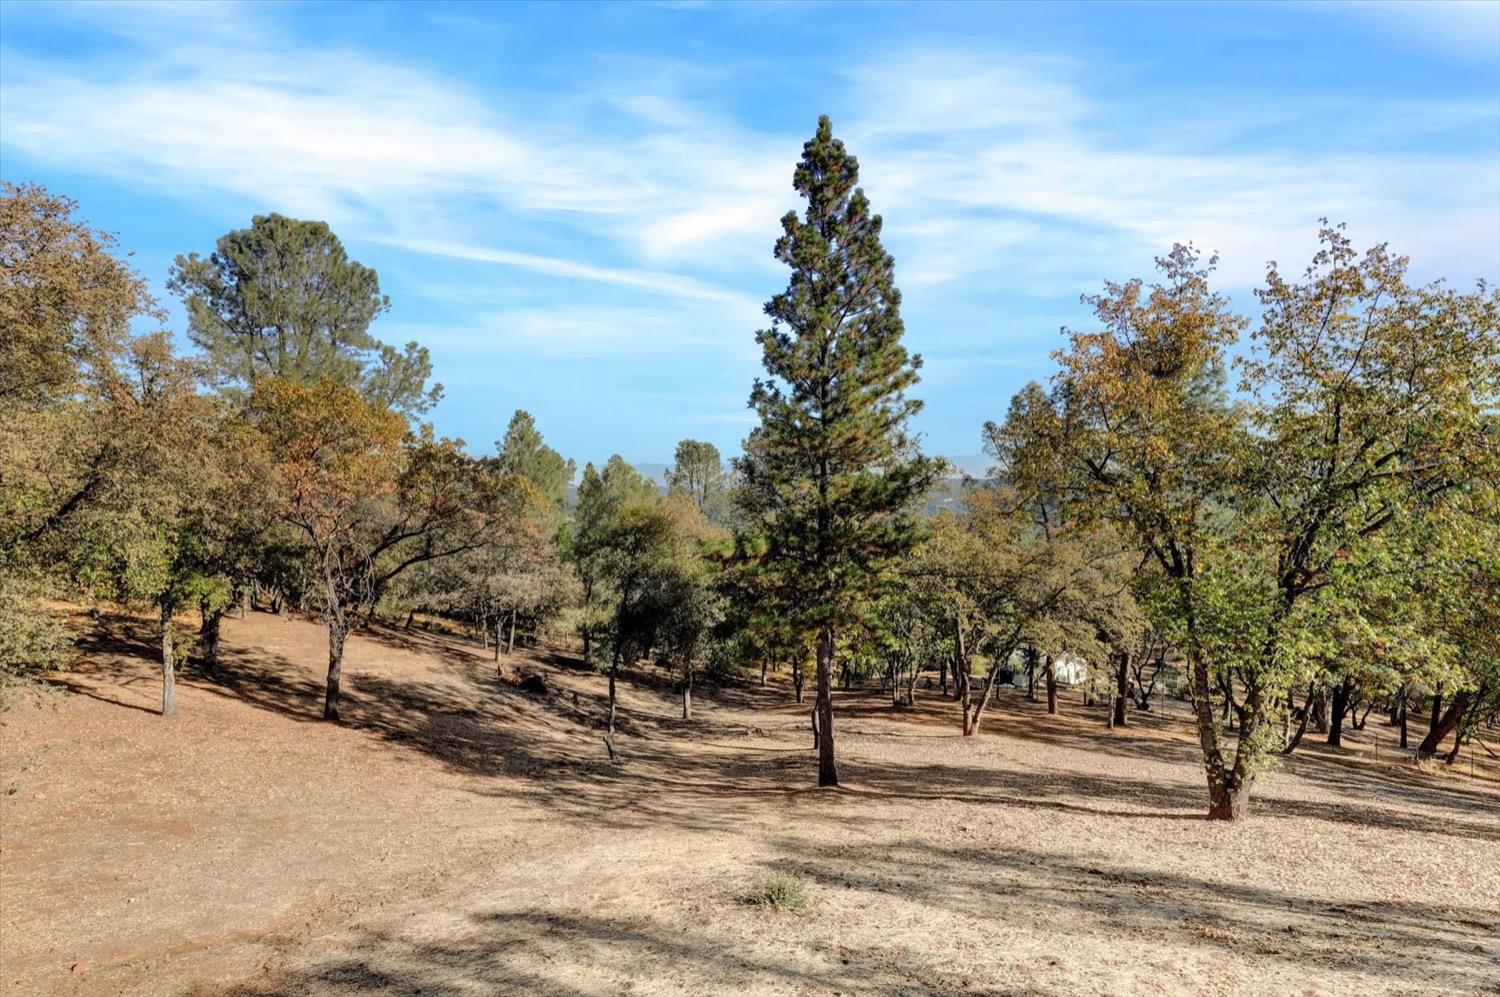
739, 874, 808, 913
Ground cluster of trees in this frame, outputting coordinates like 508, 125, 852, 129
3, 114, 1496, 823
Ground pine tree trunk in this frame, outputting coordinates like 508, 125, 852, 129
324, 608, 349, 722
1045, 655, 1057, 715
793, 661, 804, 703
1113, 652, 1128, 727
760, 659, 768, 687
160, 599, 177, 717
815, 623, 838, 787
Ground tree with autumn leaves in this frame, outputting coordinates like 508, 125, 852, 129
1014, 230, 1498, 819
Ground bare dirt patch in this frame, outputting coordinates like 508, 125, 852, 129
3, 611, 1497, 995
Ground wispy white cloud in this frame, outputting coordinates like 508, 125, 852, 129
1321, 1, 1500, 61
382, 237, 761, 314
843, 49, 1500, 289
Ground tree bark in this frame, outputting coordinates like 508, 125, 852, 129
760, 659, 768, 687
1112, 651, 1129, 727
493, 616, 501, 663
324, 608, 349, 721
1327, 677, 1354, 747
954, 617, 972, 730
1045, 655, 1057, 715
1282, 683, 1315, 754
815, 623, 838, 787
198, 599, 222, 671
681, 666, 693, 720
1429, 687, 1442, 737
793, 660, 804, 703
1399, 685, 1409, 749
1418, 689, 1469, 759
507, 610, 517, 655
604, 650, 620, 761
160, 600, 177, 718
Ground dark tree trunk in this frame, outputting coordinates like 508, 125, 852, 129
198, 599, 222, 671
1399, 686, 1409, 749
760, 659, 768, 687
815, 623, 838, 787
954, 618, 971, 729
324, 609, 349, 722
1418, 689, 1469, 759
160, 600, 177, 717
1026, 649, 1036, 700
1309, 687, 1328, 733
1429, 687, 1442, 737
404, 608, 415, 630
1352, 698, 1374, 731
1113, 652, 1129, 727
1327, 677, 1355, 747
939, 649, 948, 696
1045, 655, 1057, 715
604, 649, 620, 761
1283, 683, 1314, 755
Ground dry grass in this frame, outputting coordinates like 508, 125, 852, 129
2, 609, 1497, 996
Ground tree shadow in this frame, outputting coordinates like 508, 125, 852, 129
763, 839, 1500, 991
211, 908, 993, 997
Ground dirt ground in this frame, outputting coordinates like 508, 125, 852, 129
2, 611, 1497, 997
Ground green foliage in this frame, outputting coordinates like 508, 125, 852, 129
0, 577, 71, 707
494, 410, 575, 516
168, 213, 440, 416
1017, 228, 1499, 815
737, 114, 937, 652
665, 439, 730, 525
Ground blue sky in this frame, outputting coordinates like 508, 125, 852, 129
3, 1, 1498, 473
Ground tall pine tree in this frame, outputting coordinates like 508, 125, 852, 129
739, 116, 937, 787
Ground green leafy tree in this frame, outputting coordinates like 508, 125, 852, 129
736, 116, 937, 787
251, 378, 517, 720
495, 410, 575, 518
1043, 231, 1496, 819
573, 457, 660, 667
168, 213, 440, 416
665, 439, 729, 524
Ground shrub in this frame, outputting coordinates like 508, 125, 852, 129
739, 874, 808, 913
